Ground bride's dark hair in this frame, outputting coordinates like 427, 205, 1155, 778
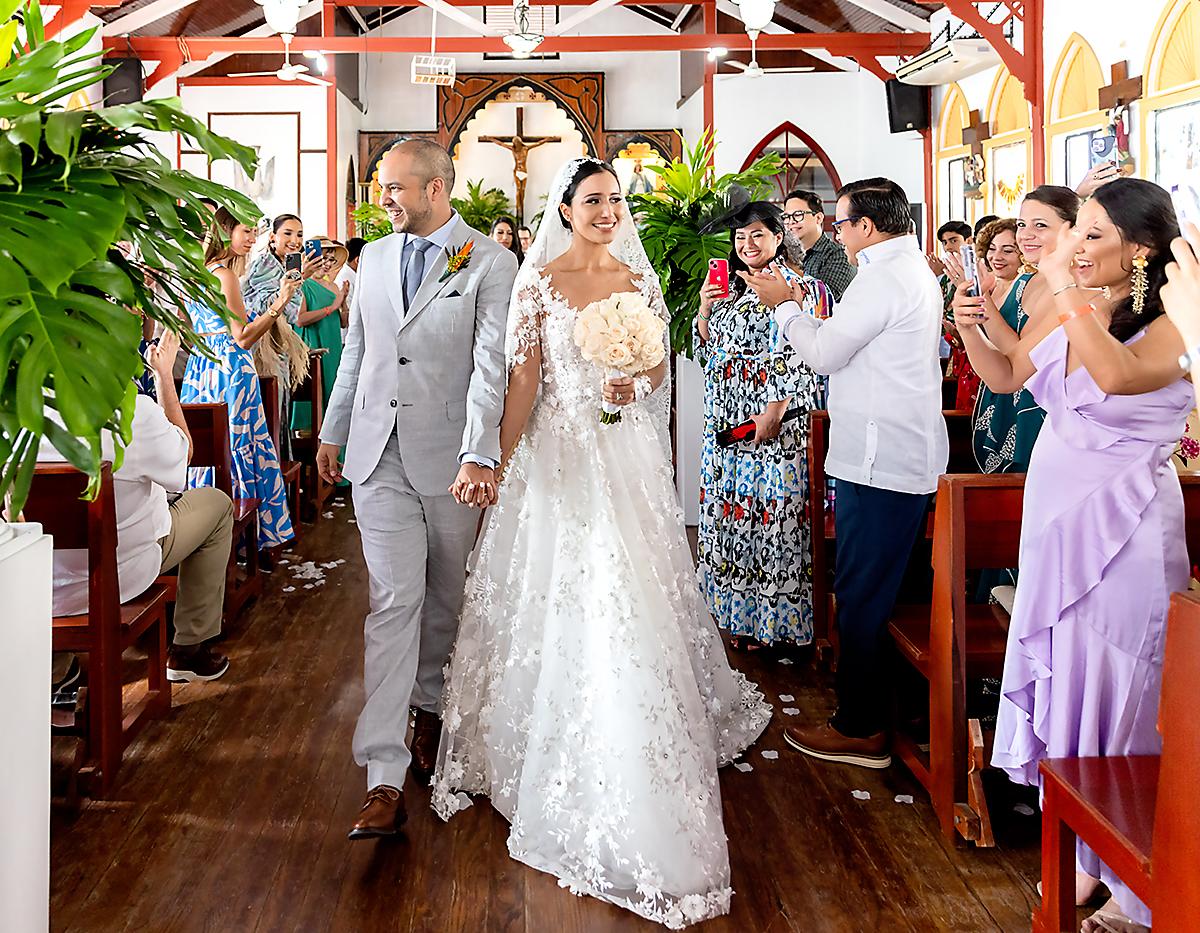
558, 159, 620, 229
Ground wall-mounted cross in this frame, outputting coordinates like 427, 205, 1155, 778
1098, 61, 1143, 112
963, 109, 992, 156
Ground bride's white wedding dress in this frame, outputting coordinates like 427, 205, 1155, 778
431, 160, 771, 929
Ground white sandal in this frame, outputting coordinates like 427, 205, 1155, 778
1079, 898, 1150, 933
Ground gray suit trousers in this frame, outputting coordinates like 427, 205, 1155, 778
351, 434, 478, 790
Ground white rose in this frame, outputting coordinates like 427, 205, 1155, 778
601, 342, 635, 369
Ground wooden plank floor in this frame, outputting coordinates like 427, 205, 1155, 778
50, 495, 1044, 932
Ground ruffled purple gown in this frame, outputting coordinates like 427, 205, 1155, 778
993, 326, 1193, 925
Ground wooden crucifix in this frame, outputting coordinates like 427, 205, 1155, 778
479, 107, 561, 223
1099, 62, 1143, 172
963, 109, 992, 156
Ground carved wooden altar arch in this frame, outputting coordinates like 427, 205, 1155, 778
739, 122, 843, 207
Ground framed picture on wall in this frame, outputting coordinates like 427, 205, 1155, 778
1153, 99, 1200, 190
1064, 129, 1103, 191
990, 141, 1028, 215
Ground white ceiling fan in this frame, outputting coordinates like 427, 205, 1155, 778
229, 33, 332, 86
409, 0, 631, 59
721, 30, 814, 77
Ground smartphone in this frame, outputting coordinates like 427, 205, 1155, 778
285, 252, 303, 277
1089, 135, 1117, 169
707, 258, 729, 299
303, 238, 323, 260
960, 244, 980, 298
1172, 175, 1200, 251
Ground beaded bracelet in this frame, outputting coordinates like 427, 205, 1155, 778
1058, 301, 1098, 326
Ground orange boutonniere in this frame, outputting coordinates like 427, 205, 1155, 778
439, 240, 474, 282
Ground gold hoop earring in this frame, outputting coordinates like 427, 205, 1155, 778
1131, 255, 1148, 315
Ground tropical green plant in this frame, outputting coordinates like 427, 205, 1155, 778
451, 178, 513, 234
629, 131, 782, 357
1, 0, 260, 512
351, 201, 391, 242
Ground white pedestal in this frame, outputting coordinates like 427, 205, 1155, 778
0, 523, 52, 933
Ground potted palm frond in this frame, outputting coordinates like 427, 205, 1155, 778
451, 178, 514, 234
629, 131, 781, 358
0, 0, 260, 514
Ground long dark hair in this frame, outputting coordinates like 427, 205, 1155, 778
270, 213, 302, 261
727, 201, 788, 299
1089, 178, 1180, 342
490, 214, 524, 264
557, 159, 619, 229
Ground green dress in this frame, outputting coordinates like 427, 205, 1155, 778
291, 278, 343, 434
972, 273, 1046, 473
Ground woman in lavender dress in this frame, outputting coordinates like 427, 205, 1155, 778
953, 178, 1189, 933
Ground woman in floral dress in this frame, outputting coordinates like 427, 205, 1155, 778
694, 202, 828, 647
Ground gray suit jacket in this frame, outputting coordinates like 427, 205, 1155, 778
320, 216, 519, 494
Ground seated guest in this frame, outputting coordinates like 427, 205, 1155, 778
41, 331, 235, 681
954, 178, 1189, 931
181, 207, 297, 551
782, 189, 856, 301
746, 177, 948, 767
937, 220, 981, 410
490, 215, 524, 265
695, 201, 827, 650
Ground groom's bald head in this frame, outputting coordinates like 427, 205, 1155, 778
379, 139, 455, 236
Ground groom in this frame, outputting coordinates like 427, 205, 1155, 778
316, 139, 518, 839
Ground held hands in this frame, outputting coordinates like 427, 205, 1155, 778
450, 462, 498, 509
603, 374, 636, 408
1163, 227, 1200, 349
736, 265, 802, 309
316, 443, 343, 484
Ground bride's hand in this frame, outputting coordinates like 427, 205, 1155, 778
603, 375, 636, 407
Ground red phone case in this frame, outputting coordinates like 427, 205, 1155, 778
707, 259, 729, 298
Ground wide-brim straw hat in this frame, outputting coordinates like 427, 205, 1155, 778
316, 237, 349, 267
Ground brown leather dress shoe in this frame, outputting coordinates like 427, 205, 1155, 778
348, 785, 406, 840
409, 708, 441, 786
783, 722, 892, 769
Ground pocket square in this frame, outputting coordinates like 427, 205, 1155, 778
444, 289, 463, 298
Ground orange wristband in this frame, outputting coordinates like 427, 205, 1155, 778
1058, 301, 1097, 326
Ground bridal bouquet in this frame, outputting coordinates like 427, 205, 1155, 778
573, 291, 666, 424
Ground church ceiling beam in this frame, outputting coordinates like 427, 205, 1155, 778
101, 0, 199, 36
44, 0, 122, 41
834, 0, 931, 32
110, 30, 929, 64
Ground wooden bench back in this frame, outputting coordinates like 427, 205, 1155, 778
259, 375, 281, 453
291, 349, 325, 442
26, 463, 119, 621
180, 403, 234, 498
1180, 474, 1200, 566
933, 473, 1025, 577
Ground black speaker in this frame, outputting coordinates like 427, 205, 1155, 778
103, 58, 143, 106
885, 79, 930, 133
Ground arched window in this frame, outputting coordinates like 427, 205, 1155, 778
739, 122, 843, 218
934, 83, 974, 226
1047, 34, 1106, 188
984, 68, 1032, 216
1142, 0, 1200, 187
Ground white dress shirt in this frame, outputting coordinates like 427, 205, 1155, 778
774, 234, 948, 495
335, 263, 356, 344
39, 395, 189, 616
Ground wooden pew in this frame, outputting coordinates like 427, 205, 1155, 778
289, 349, 331, 522
260, 375, 302, 540
1035, 590, 1200, 933
806, 409, 976, 663
888, 473, 1025, 846
181, 402, 263, 619
26, 463, 171, 797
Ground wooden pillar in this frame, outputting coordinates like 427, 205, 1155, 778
703, 0, 716, 138
922, 109, 934, 247
1027, 0, 1046, 187
324, 1, 340, 237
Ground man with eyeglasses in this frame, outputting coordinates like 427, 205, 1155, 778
782, 189, 856, 301
739, 177, 947, 770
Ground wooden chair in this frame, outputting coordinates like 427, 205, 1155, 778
181, 402, 263, 619
26, 463, 171, 797
1035, 591, 1200, 933
806, 410, 978, 663
289, 350, 330, 521
260, 374, 302, 540
888, 473, 1026, 846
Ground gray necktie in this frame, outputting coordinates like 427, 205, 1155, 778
403, 237, 434, 314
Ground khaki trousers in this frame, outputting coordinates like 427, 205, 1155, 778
158, 487, 234, 646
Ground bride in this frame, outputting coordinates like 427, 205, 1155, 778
431, 157, 772, 929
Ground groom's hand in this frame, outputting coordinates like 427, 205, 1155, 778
316, 443, 343, 484
450, 463, 498, 509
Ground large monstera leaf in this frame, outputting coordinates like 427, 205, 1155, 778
0, 0, 261, 511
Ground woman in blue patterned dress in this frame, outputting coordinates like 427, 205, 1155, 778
181, 207, 298, 550
695, 202, 829, 647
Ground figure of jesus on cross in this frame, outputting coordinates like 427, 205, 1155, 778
480, 107, 560, 223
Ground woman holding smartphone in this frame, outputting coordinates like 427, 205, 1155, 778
694, 201, 829, 649
181, 207, 297, 551
292, 237, 349, 436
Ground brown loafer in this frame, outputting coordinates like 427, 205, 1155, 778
409, 708, 441, 786
348, 785, 406, 840
783, 722, 892, 769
